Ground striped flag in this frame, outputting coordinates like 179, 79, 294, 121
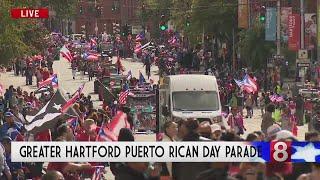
243, 74, 258, 92
108, 111, 131, 136
38, 74, 58, 88
61, 84, 85, 113
119, 90, 129, 105
60, 45, 73, 62
90, 38, 97, 46
136, 31, 145, 41
91, 166, 104, 180
134, 42, 151, 54
96, 125, 117, 142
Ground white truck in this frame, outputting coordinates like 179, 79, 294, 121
156, 74, 222, 132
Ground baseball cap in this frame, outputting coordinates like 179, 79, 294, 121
267, 124, 282, 138
210, 124, 221, 133
4, 111, 14, 117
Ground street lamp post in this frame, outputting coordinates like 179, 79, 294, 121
95, 0, 98, 36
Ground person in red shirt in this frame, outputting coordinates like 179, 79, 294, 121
41, 67, 50, 81
75, 119, 102, 178
47, 124, 92, 180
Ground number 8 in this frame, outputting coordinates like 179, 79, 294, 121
273, 142, 288, 162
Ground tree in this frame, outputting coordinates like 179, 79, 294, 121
0, 0, 50, 65
238, 25, 276, 70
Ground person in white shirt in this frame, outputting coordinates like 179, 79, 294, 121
162, 121, 178, 178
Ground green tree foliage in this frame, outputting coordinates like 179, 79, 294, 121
0, 0, 77, 65
238, 25, 275, 70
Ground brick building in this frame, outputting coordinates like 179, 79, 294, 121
74, 0, 140, 35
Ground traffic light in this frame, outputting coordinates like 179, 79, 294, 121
159, 15, 168, 31
79, 5, 83, 14
112, 4, 115, 11
259, 5, 266, 23
186, 16, 191, 27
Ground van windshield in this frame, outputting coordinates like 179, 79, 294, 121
172, 91, 220, 111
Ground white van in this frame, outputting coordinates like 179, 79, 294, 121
156, 74, 222, 132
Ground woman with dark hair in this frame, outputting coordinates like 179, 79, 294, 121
162, 121, 178, 142
173, 119, 211, 180
118, 128, 134, 141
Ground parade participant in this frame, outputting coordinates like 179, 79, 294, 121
0, 112, 22, 139
161, 121, 178, 178
42, 171, 65, 180
297, 163, 320, 180
280, 106, 295, 132
173, 119, 211, 180
76, 119, 98, 141
25, 63, 33, 85
48, 124, 92, 180
41, 67, 50, 81
227, 107, 246, 135
261, 104, 275, 135
210, 124, 222, 141
259, 93, 266, 116
1, 136, 24, 180
71, 62, 77, 80
245, 93, 254, 119
0, 142, 11, 180
296, 94, 305, 126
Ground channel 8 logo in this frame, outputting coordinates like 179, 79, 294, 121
270, 141, 292, 162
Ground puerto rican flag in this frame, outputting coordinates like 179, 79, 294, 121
38, 74, 58, 88
61, 83, 85, 113
96, 125, 118, 142
60, 45, 73, 62
243, 74, 258, 92
91, 166, 104, 180
134, 42, 151, 54
90, 38, 97, 46
108, 111, 131, 136
136, 31, 145, 41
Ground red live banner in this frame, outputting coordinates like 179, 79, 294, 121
288, 14, 301, 51
11, 8, 49, 19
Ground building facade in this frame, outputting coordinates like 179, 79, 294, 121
74, 0, 140, 35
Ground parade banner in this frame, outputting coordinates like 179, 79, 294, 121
305, 13, 317, 50
288, 14, 301, 51
265, 8, 277, 41
281, 7, 292, 42
238, 0, 249, 29
11, 141, 320, 163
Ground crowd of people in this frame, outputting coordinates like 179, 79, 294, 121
1, 31, 320, 180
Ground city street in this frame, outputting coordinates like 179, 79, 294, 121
0, 57, 308, 141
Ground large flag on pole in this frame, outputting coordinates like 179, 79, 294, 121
25, 90, 65, 134
108, 111, 131, 136
60, 45, 73, 62
134, 42, 151, 53
61, 83, 85, 113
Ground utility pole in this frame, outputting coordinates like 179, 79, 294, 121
276, 0, 281, 56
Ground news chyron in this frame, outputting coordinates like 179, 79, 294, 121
11, 141, 320, 163
11, 8, 49, 19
